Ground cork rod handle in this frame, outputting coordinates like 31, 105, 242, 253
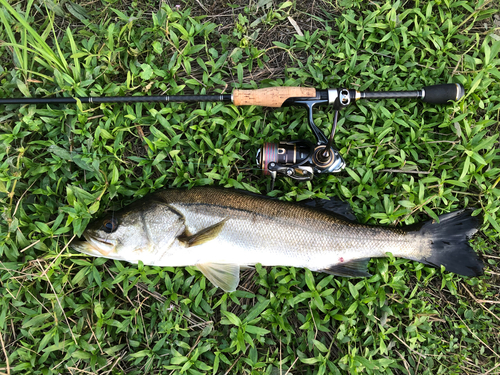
233, 87, 316, 107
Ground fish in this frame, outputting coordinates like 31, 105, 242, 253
71, 187, 484, 292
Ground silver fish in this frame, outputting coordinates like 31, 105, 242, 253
72, 187, 483, 292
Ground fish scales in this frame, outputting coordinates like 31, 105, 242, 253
103, 188, 420, 266
72, 187, 483, 292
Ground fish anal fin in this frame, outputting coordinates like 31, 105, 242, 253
178, 219, 227, 247
319, 258, 372, 277
196, 263, 240, 292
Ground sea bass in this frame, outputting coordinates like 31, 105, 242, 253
72, 187, 483, 292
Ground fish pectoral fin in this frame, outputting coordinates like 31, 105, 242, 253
178, 219, 227, 247
319, 258, 372, 277
196, 262, 240, 292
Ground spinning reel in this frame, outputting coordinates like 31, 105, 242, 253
256, 88, 351, 185
255, 84, 464, 186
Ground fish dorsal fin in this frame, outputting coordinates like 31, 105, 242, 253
319, 258, 372, 277
299, 198, 358, 222
196, 263, 240, 292
220, 188, 358, 222
178, 219, 227, 247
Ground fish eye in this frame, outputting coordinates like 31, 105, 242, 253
102, 218, 118, 233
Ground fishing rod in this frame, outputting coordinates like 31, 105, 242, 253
1, 83, 464, 185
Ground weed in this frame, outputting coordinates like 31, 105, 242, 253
0, 0, 499, 374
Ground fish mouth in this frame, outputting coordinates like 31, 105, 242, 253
72, 234, 117, 257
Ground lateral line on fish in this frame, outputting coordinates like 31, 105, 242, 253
172, 202, 276, 220
169, 201, 363, 225
172, 203, 421, 242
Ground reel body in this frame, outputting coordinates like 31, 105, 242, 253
257, 141, 345, 181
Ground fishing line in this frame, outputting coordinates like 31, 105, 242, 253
42, 146, 265, 172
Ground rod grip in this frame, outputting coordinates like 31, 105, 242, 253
233, 87, 316, 107
422, 83, 465, 104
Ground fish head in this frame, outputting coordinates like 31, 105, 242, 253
72, 199, 185, 262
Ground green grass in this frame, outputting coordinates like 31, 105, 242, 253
0, 0, 499, 374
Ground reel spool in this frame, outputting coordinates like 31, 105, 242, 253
256, 140, 345, 184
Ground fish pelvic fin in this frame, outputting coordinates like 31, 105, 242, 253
196, 262, 240, 292
408, 209, 483, 277
319, 258, 372, 277
178, 218, 227, 247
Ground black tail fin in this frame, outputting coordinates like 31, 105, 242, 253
410, 210, 483, 277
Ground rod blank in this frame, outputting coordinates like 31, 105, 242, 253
0, 94, 232, 105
